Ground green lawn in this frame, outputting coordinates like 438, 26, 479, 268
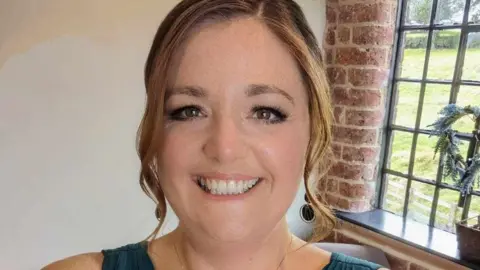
384, 48, 480, 231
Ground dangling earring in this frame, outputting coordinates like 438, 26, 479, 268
300, 193, 315, 223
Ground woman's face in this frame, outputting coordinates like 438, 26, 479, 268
159, 17, 310, 242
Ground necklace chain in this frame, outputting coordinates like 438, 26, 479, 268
174, 234, 294, 270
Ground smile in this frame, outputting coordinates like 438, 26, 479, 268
196, 176, 261, 195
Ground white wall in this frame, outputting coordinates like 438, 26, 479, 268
0, 1, 325, 269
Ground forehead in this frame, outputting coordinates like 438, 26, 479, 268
167, 17, 306, 98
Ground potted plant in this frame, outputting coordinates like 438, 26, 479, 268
429, 104, 480, 263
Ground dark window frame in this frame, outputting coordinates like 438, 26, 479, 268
378, 0, 480, 228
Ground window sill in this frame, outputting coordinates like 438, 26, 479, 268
335, 209, 480, 270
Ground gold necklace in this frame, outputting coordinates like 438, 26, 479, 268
174, 234, 294, 270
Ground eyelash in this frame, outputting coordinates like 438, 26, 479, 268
251, 105, 288, 124
166, 105, 289, 124
166, 105, 204, 121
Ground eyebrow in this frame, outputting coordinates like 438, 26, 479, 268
165, 86, 207, 100
165, 84, 295, 105
246, 84, 295, 105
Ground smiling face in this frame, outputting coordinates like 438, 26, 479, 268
158, 17, 311, 242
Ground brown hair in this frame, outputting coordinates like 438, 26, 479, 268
137, 0, 335, 243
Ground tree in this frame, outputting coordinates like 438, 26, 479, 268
406, 0, 465, 24
470, 0, 480, 23
407, 0, 431, 24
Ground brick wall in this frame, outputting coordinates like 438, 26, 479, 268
320, 0, 397, 211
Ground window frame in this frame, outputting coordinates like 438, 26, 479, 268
378, 0, 480, 228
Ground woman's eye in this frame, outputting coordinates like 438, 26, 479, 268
252, 106, 288, 124
168, 106, 204, 121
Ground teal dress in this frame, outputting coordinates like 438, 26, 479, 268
101, 242, 382, 270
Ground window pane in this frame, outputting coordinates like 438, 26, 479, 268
462, 32, 480, 81
434, 0, 465, 25
393, 82, 421, 127
399, 32, 427, 79
407, 181, 435, 225
387, 131, 414, 174
435, 189, 462, 232
420, 84, 450, 129
383, 175, 407, 215
427, 30, 461, 80
405, 0, 433, 25
414, 134, 440, 180
469, 3, 480, 24
452, 85, 480, 133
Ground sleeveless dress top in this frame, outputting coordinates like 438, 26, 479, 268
101, 242, 382, 270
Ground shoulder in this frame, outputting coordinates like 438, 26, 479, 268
42, 252, 103, 270
326, 252, 386, 270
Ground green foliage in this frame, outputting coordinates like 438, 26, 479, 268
433, 31, 460, 49
429, 104, 480, 196
433, 129, 465, 184
405, 31, 461, 49
405, 33, 428, 49
407, 0, 431, 24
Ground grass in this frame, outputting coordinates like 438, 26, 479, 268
384, 48, 480, 231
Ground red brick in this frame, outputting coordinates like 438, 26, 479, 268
333, 126, 377, 145
339, 181, 374, 198
339, 3, 391, 24
327, 6, 337, 24
336, 47, 386, 66
348, 68, 388, 88
326, 27, 336, 46
342, 146, 379, 163
390, 4, 398, 26
327, 178, 339, 193
318, 177, 327, 192
353, 26, 394, 46
346, 109, 384, 126
337, 26, 350, 44
349, 200, 370, 212
329, 161, 374, 181
385, 253, 410, 270
327, 67, 347, 85
325, 48, 334, 65
332, 143, 342, 159
326, 193, 350, 209
332, 88, 382, 107
333, 106, 344, 124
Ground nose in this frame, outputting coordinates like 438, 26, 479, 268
202, 115, 247, 164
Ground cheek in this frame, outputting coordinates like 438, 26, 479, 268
159, 125, 200, 181
257, 123, 310, 183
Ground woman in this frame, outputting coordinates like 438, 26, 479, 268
45, 0, 386, 269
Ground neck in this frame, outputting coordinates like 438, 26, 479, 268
173, 217, 293, 270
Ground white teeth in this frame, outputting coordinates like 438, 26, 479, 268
218, 181, 227, 195
228, 181, 236, 195
235, 181, 243, 194
198, 177, 260, 195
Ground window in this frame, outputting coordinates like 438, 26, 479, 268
380, 0, 480, 233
